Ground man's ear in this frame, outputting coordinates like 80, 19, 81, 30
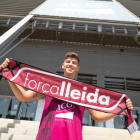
77, 66, 80, 71
62, 63, 64, 69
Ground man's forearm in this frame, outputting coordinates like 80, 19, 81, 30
8, 81, 26, 102
87, 108, 117, 123
8, 81, 44, 102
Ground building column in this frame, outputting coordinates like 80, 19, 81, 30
34, 99, 45, 121
97, 74, 104, 88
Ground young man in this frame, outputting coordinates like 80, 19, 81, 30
0, 52, 133, 140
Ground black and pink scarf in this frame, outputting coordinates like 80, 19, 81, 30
0, 59, 139, 135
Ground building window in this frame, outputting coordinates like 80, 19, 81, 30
56, 71, 64, 76
126, 78, 140, 91
77, 73, 97, 86
104, 76, 125, 90
105, 76, 140, 92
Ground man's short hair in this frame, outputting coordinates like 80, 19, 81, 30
65, 52, 79, 65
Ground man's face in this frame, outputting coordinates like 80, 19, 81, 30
62, 57, 79, 77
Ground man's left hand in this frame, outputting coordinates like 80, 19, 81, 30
126, 98, 133, 110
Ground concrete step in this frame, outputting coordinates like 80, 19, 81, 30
0, 123, 39, 130
0, 134, 138, 140
0, 118, 40, 125
0, 127, 38, 136
0, 133, 36, 140
11, 124, 39, 130
82, 126, 140, 140
0, 119, 39, 129
83, 135, 136, 140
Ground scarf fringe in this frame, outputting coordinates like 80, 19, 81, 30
127, 121, 139, 135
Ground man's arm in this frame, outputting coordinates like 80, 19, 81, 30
86, 109, 117, 123
86, 99, 133, 123
8, 81, 44, 102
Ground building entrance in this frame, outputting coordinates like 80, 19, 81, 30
82, 108, 140, 130
0, 97, 38, 121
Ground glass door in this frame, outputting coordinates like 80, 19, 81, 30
114, 109, 140, 130
0, 97, 10, 118
20, 100, 37, 121
6, 98, 20, 119
133, 109, 140, 130
0, 97, 38, 121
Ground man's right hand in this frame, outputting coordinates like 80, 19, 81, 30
0, 58, 44, 102
0, 58, 9, 69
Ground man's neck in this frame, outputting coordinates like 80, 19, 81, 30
64, 73, 75, 79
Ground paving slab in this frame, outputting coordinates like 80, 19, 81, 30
0, 133, 36, 140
